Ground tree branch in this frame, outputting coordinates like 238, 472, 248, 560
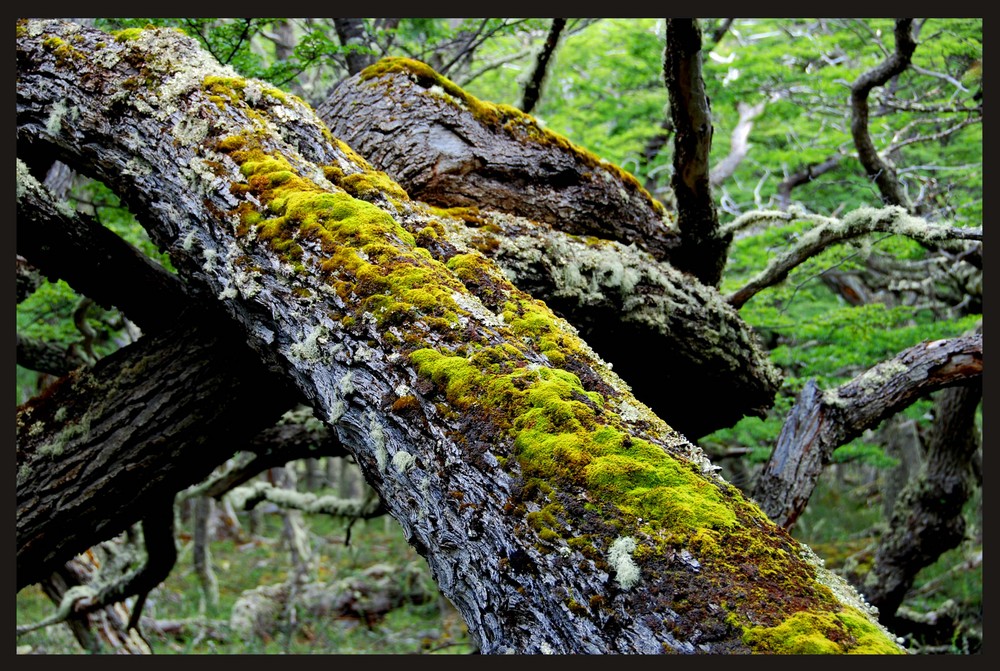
725, 206, 982, 309
850, 19, 918, 209
709, 100, 766, 187
752, 332, 982, 530
519, 18, 566, 114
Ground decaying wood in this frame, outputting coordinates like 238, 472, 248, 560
17, 20, 903, 653
753, 333, 982, 530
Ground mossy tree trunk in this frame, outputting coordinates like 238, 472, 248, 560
17, 20, 904, 654
315, 60, 781, 440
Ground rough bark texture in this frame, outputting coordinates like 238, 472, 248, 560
17, 20, 903, 654
16, 332, 88, 376
16, 254, 43, 303
311, 59, 780, 438
864, 381, 982, 621
15, 319, 296, 589
753, 333, 983, 530
316, 58, 679, 263
17, 159, 191, 333
850, 19, 917, 210
664, 19, 729, 287
431, 206, 781, 439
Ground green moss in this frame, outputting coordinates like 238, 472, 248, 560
741, 607, 904, 654
112, 27, 146, 42
41, 35, 86, 64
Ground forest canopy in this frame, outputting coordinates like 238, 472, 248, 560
15, 18, 981, 655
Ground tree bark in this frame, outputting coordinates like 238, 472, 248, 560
333, 18, 376, 76
316, 59, 679, 263
519, 18, 566, 114
664, 19, 729, 287
17, 20, 904, 654
431, 206, 781, 439
15, 316, 298, 589
775, 156, 844, 210
752, 333, 982, 530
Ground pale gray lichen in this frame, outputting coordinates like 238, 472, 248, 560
45, 100, 68, 135
392, 450, 415, 473
370, 415, 387, 473
201, 247, 217, 272
608, 536, 641, 590
326, 400, 345, 425
339, 370, 355, 396
289, 325, 327, 361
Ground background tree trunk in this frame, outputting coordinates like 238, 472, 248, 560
663, 19, 729, 287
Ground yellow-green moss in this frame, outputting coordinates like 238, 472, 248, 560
112, 27, 146, 42
741, 607, 904, 655
41, 35, 86, 64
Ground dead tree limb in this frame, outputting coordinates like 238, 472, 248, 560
316, 58, 678, 263
432, 206, 781, 439
725, 206, 982, 310
709, 100, 766, 188
863, 380, 982, 622
752, 333, 982, 530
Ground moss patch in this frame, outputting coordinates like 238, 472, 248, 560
741, 607, 904, 654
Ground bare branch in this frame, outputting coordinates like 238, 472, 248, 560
725, 206, 982, 309
774, 155, 845, 211
883, 116, 982, 155
709, 100, 766, 187
665, 18, 729, 286
519, 18, 566, 114
752, 332, 982, 530
850, 19, 918, 209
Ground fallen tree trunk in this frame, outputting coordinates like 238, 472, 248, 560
428, 206, 781, 439
17, 20, 903, 654
316, 58, 680, 263
314, 59, 781, 439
